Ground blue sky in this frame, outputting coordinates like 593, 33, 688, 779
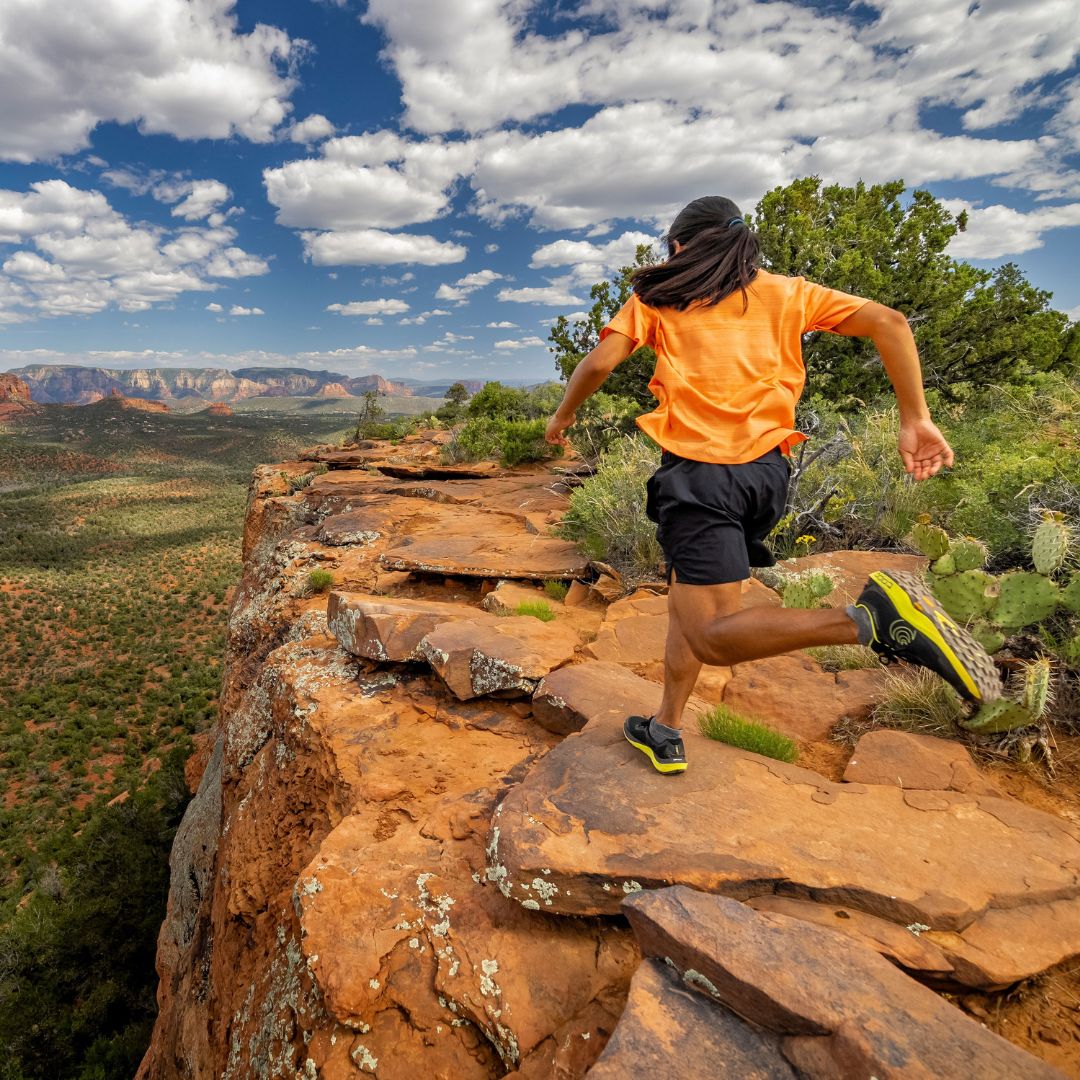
1, 0, 1078, 384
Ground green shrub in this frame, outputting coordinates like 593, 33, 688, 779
498, 419, 562, 467
698, 705, 798, 763
543, 581, 569, 601
441, 417, 504, 463
557, 436, 663, 585
308, 569, 334, 593
515, 600, 555, 622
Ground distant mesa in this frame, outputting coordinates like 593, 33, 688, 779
8, 364, 425, 406
316, 382, 352, 398
205, 402, 234, 416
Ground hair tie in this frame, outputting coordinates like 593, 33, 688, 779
727, 217, 745, 228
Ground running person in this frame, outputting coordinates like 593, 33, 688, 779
545, 195, 1000, 775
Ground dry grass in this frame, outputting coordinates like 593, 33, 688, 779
805, 644, 882, 671
868, 667, 965, 737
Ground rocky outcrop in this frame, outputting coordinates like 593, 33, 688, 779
11, 365, 416, 405
88, 387, 171, 413
611, 888, 1065, 1078
140, 431, 1076, 1079
0, 373, 31, 403
205, 402, 234, 416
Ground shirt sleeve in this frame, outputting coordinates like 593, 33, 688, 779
601, 293, 658, 350
801, 279, 870, 333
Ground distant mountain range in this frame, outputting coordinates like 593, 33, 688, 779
7, 365, 484, 406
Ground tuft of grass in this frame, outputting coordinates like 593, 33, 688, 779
308, 569, 334, 594
543, 580, 569, 602
698, 705, 799, 763
515, 600, 555, 622
805, 644, 882, 672
869, 668, 964, 737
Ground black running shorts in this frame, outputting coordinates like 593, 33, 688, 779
645, 447, 791, 586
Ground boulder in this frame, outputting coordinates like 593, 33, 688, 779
381, 533, 589, 580
488, 712, 1080, 987
532, 661, 709, 738
843, 728, 1000, 795
586, 957, 796, 1079
622, 887, 1065, 1079
327, 592, 489, 662
420, 617, 579, 700
723, 653, 886, 743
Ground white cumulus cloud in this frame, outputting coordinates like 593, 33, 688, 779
326, 298, 410, 316
288, 113, 336, 145
0, 0, 304, 163
301, 228, 467, 266
494, 336, 546, 350
229, 305, 264, 316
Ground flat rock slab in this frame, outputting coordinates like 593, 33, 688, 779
622, 888, 1065, 1079
488, 713, 1080, 987
723, 653, 886, 743
844, 728, 1000, 796
532, 661, 709, 738
420, 617, 580, 700
328, 591, 490, 662
382, 533, 589, 580
586, 958, 796, 1079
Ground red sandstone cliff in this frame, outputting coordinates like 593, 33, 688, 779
137, 433, 1080, 1079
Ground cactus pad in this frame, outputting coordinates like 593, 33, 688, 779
1032, 514, 1070, 575
1061, 575, 1080, 615
970, 621, 1006, 655
911, 519, 950, 560
950, 537, 988, 572
929, 569, 995, 623
808, 572, 835, 600
781, 579, 817, 609
930, 553, 956, 576
991, 571, 1060, 628
1019, 657, 1053, 718
960, 698, 1037, 734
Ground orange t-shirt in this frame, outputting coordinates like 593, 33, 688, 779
601, 270, 869, 464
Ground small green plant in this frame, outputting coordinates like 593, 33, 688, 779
515, 600, 555, 622
961, 656, 1054, 734
698, 705, 799, 763
870, 668, 964, 737
543, 580, 569, 602
308, 569, 334, 594
498, 419, 563, 467
805, 644, 881, 671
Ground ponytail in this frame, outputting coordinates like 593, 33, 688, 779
632, 196, 761, 312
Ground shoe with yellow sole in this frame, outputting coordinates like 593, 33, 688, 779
623, 715, 687, 774
853, 569, 1002, 703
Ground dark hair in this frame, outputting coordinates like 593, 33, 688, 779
632, 195, 760, 312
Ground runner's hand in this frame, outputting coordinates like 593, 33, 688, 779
545, 412, 575, 446
898, 419, 954, 481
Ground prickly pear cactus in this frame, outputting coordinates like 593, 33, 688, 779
1032, 513, 1070, 576
780, 571, 835, 609
930, 552, 956, 576
970, 620, 1006, 655
910, 516, 950, 561
960, 698, 1037, 734
1021, 657, 1053, 717
1062, 575, 1080, 615
930, 569, 995, 623
950, 537, 988, 572
992, 571, 1060, 629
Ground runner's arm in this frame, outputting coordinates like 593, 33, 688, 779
545, 331, 636, 446
831, 302, 954, 481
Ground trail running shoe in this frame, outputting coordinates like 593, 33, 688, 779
853, 569, 1001, 703
623, 715, 687, 775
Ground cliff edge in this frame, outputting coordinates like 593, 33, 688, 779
138, 431, 1080, 1079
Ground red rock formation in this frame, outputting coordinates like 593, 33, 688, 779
139, 432, 1075, 1078
0, 373, 31, 403
206, 402, 234, 416
86, 388, 171, 413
